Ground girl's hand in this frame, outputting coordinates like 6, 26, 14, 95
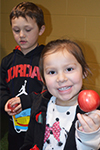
77, 110, 100, 133
5, 97, 22, 116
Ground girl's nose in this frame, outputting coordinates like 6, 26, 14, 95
56, 72, 68, 83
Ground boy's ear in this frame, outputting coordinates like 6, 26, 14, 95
39, 25, 45, 36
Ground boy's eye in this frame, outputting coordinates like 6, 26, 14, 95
25, 29, 32, 32
13, 29, 20, 33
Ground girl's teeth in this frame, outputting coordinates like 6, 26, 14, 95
59, 86, 71, 91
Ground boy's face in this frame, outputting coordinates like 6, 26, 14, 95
43, 49, 83, 106
11, 16, 44, 54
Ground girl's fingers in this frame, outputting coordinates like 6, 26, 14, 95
87, 112, 100, 125
77, 113, 91, 132
77, 113, 100, 132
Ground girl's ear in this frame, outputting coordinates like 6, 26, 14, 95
39, 25, 45, 36
41, 76, 45, 85
83, 75, 85, 79
83, 71, 88, 79
41, 76, 47, 91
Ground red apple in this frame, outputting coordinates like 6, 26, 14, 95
8, 103, 18, 112
78, 90, 100, 112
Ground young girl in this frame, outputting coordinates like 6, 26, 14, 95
20, 39, 100, 150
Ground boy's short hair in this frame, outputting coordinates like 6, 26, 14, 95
10, 1, 45, 29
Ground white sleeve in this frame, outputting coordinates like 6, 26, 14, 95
75, 121, 100, 150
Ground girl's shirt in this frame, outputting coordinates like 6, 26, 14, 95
43, 96, 78, 150
43, 96, 100, 150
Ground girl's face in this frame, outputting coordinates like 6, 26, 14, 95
11, 16, 44, 55
43, 49, 84, 106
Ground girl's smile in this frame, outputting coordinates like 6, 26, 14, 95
57, 85, 72, 93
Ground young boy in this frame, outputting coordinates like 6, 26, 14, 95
0, 2, 45, 150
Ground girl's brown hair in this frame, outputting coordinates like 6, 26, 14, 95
39, 39, 91, 83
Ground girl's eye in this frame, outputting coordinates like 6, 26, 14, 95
48, 71, 56, 75
67, 68, 73, 71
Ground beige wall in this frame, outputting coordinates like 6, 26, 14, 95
0, 0, 100, 94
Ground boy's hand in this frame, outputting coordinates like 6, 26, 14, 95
77, 110, 100, 132
5, 97, 22, 116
